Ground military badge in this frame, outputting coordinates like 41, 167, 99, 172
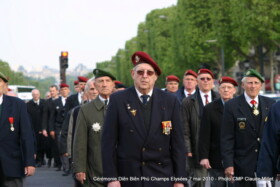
8, 117, 15, 131
92, 122, 101, 132
239, 121, 246, 130
127, 104, 131, 110
130, 109, 137, 116
265, 117, 268, 122
135, 55, 140, 63
162, 121, 172, 135
253, 107, 259, 116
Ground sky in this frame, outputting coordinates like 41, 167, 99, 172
0, 0, 177, 71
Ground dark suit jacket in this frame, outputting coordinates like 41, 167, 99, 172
49, 97, 66, 132
198, 98, 224, 169
0, 95, 35, 177
221, 94, 275, 177
42, 98, 56, 131
101, 87, 186, 187
65, 93, 79, 114
175, 86, 186, 103
257, 101, 280, 178
27, 99, 46, 133
181, 88, 219, 161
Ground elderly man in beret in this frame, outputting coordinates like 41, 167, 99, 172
181, 68, 219, 187
101, 51, 187, 187
175, 70, 198, 102
73, 69, 115, 186
165, 75, 180, 93
198, 76, 238, 187
221, 69, 275, 187
0, 72, 35, 186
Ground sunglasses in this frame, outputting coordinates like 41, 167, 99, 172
200, 77, 212, 81
136, 70, 155, 76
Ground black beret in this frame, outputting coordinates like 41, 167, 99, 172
93, 69, 116, 80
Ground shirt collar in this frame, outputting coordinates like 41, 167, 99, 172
244, 92, 259, 107
199, 90, 212, 105
135, 88, 153, 101
0, 94, 3, 105
98, 95, 109, 105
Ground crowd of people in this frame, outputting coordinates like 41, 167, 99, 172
0, 51, 279, 187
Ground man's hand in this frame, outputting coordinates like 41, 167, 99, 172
200, 159, 211, 169
108, 181, 121, 187
225, 167, 234, 183
63, 153, 69, 157
187, 152, 192, 157
75, 172, 86, 184
174, 182, 184, 187
25, 166, 35, 176
42, 129, 48, 137
50, 131, 55, 139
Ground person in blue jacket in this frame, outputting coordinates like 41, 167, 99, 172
0, 71, 35, 186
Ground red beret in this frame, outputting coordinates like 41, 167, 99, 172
131, 51, 161, 76
60, 83, 69, 88
166, 75, 180, 83
185, 70, 198, 78
219, 76, 238, 86
78, 76, 89, 82
74, 80, 79, 85
114, 80, 123, 85
198, 69, 214, 78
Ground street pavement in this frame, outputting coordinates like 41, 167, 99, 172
24, 164, 280, 187
24, 165, 74, 187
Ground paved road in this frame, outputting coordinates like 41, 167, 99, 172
24, 165, 280, 187
24, 165, 74, 187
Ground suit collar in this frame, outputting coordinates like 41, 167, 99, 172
93, 96, 105, 111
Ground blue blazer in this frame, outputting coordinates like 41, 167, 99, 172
101, 87, 187, 187
0, 95, 35, 177
257, 101, 280, 178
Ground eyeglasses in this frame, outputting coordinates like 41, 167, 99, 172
200, 77, 212, 81
136, 70, 155, 76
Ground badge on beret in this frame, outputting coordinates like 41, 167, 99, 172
239, 121, 246, 129
162, 121, 172, 135
135, 55, 140, 63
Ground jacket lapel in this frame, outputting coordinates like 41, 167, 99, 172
0, 95, 12, 131
145, 89, 163, 143
259, 96, 270, 134
126, 87, 147, 140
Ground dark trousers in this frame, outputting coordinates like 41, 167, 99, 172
35, 133, 47, 164
54, 128, 62, 167
188, 157, 208, 187
0, 165, 23, 187
208, 168, 232, 187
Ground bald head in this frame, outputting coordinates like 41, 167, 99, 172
32, 89, 40, 101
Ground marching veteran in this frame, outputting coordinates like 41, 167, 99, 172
101, 51, 187, 187
165, 75, 180, 93
199, 76, 238, 187
72, 69, 116, 186
0, 72, 35, 186
221, 69, 275, 187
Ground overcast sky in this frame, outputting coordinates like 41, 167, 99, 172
0, 0, 177, 71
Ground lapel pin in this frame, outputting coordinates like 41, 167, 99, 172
130, 109, 137, 116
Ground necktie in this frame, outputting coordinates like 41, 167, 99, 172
250, 100, 259, 116
104, 100, 108, 106
250, 100, 257, 107
204, 94, 209, 105
187, 93, 191, 96
141, 95, 149, 105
